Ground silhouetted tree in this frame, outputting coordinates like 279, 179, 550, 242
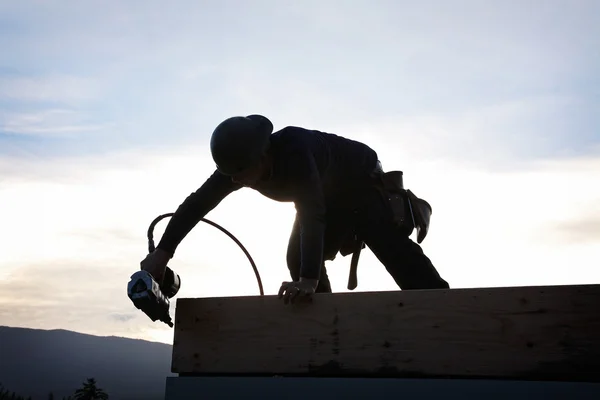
73, 378, 108, 400
0, 383, 30, 400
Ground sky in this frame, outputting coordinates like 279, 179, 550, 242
0, 0, 599, 345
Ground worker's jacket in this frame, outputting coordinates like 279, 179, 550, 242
157, 126, 380, 280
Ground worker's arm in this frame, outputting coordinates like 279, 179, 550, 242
290, 148, 327, 282
156, 170, 241, 256
277, 144, 326, 303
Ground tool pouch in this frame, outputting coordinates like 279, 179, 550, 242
379, 171, 414, 234
379, 170, 433, 243
406, 189, 432, 244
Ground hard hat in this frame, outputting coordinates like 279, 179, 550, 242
210, 114, 273, 176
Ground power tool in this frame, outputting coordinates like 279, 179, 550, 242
127, 213, 264, 328
127, 266, 180, 327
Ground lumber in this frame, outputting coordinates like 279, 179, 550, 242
170, 284, 600, 382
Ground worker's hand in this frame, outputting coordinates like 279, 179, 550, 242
140, 248, 172, 284
278, 278, 318, 305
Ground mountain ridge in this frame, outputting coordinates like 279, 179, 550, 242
0, 325, 175, 400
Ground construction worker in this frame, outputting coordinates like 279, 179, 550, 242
140, 115, 449, 304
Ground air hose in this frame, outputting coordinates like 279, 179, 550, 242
146, 213, 264, 296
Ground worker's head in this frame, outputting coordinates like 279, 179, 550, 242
210, 114, 273, 186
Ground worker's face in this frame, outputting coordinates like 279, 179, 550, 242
231, 157, 269, 187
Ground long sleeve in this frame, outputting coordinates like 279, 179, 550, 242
289, 149, 327, 280
157, 170, 241, 255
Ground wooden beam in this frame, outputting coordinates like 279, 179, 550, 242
171, 284, 600, 382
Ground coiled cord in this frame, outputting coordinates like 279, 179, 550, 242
146, 213, 264, 296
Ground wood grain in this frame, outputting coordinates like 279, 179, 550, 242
171, 284, 600, 381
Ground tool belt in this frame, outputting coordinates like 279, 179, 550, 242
342, 165, 433, 290
379, 170, 432, 243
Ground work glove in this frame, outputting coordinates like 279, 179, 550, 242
278, 278, 318, 305
140, 248, 172, 284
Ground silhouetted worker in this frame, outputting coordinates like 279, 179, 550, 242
140, 115, 449, 304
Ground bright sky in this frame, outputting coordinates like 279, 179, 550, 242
0, 1, 599, 345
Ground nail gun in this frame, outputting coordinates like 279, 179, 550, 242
127, 212, 265, 328
127, 266, 180, 327
127, 212, 182, 328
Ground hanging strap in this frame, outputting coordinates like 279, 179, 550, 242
346, 234, 364, 290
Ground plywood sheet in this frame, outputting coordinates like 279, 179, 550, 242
171, 284, 600, 381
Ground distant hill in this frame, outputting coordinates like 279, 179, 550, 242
0, 325, 175, 400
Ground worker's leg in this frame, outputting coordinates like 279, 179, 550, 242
357, 187, 450, 290
286, 215, 332, 293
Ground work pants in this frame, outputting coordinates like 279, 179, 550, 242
286, 184, 449, 293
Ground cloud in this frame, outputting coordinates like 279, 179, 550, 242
0, 260, 148, 337
0, 74, 103, 104
110, 313, 137, 323
544, 209, 600, 245
0, 109, 108, 137
0, 73, 112, 144
331, 94, 600, 172
63, 228, 140, 245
